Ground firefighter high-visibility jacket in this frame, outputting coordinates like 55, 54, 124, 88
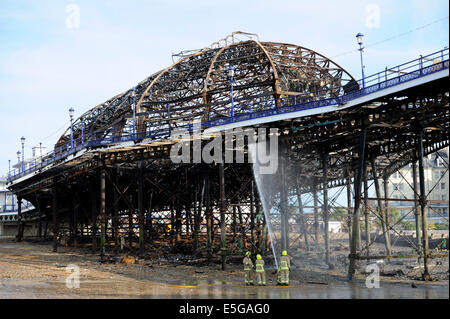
243, 256, 253, 270
243, 256, 254, 284
280, 255, 290, 270
279, 255, 290, 284
255, 259, 266, 285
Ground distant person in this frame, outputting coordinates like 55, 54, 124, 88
439, 235, 447, 250
243, 251, 254, 285
255, 254, 266, 286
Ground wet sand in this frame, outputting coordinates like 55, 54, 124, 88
0, 240, 448, 299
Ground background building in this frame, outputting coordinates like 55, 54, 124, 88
388, 147, 449, 224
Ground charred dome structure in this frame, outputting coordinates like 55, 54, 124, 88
9, 32, 449, 281
56, 32, 355, 147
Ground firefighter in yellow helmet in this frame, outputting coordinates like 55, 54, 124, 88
243, 251, 254, 285
279, 250, 290, 286
255, 254, 266, 286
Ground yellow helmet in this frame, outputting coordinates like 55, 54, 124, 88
245, 251, 251, 256
256, 254, 262, 260
282, 250, 287, 256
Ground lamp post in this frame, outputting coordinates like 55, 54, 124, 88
131, 88, 136, 137
356, 33, 365, 88
17, 151, 21, 172
69, 107, 74, 149
8, 159, 11, 179
228, 66, 235, 119
20, 137, 25, 172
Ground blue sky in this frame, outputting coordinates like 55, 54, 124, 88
0, 0, 448, 175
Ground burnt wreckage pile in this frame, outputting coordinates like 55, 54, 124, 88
9, 33, 449, 279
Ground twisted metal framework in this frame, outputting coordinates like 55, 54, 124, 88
57, 35, 355, 147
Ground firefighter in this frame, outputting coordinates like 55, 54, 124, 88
279, 250, 290, 286
243, 251, 254, 285
255, 254, 266, 286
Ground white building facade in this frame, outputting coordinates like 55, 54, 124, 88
388, 148, 449, 223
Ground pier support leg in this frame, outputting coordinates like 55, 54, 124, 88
322, 153, 330, 267
412, 160, 422, 249
250, 180, 255, 248
100, 168, 106, 262
52, 183, 58, 253
280, 155, 289, 252
219, 163, 227, 270
371, 158, 391, 256
113, 169, 119, 254
147, 192, 153, 245
37, 199, 42, 238
175, 198, 181, 243
383, 175, 392, 251
138, 161, 145, 258
205, 173, 212, 258
73, 199, 78, 248
417, 130, 431, 280
90, 180, 98, 251
17, 196, 23, 242
363, 165, 370, 257
128, 204, 133, 250
296, 185, 309, 251
313, 180, 319, 243
346, 172, 352, 249
348, 123, 366, 281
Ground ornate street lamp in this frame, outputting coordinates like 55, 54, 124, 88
20, 136, 25, 172
17, 151, 21, 172
131, 88, 136, 137
356, 33, 365, 88
69, 107, 75, 149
